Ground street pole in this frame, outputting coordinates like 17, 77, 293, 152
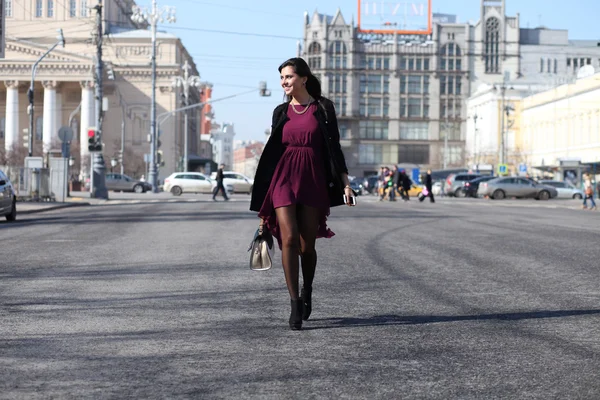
173, 60, 201, 172
132, 0, 176, 192
443, 96, 449, 169
120, 118, 125, 175
500, 86, 506, 166
92, 1, 108, 199
27, 29, 65, 157
473, 114, 479, 167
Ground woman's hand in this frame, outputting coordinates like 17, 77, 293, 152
344, 186, 356, 207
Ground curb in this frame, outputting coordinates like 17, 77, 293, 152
19, 202, 91, 215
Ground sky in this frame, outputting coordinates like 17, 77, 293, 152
154, 0, 600, 142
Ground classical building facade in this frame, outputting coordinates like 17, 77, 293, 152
0, 0, 207, 179
521, 71, 600, 182
303, 0, 600, 177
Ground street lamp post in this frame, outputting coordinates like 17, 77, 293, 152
27, 29, 65, 157
110, 157, 117, 173
172, 60, 201, 172
131, 0, 176, 192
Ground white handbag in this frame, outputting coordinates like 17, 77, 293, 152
247, 224, 274, 271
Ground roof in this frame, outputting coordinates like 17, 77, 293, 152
568, 40, 600, 48
109, 29, 178, 40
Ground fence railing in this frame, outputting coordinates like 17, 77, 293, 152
1, 159, 68, 201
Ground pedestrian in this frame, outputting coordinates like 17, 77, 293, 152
401, 170, 412, 201
389, 165, 399, 202
212, 164, 229, 201
420, 169, 435, 203
582, 174, 596, 210
250, 57, 355, 330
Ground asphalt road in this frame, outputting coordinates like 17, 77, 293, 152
1, 197, 600, 399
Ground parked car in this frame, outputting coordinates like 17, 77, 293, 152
463, 176, 497, 198
445, 173, 483, 197
349, 178, 364, 195
210, 171, 254, 194
362, 175, 379, 195
0, 169, 17, 221
477, 177, 558, 200
431, 181, 442, 196
539, 180, 584, 199
105, 173, 152, 193
164, 172, 218, 196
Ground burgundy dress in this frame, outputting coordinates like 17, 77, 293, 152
258, 103, 334, 249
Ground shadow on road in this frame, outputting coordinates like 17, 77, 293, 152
304, 309, 600, 330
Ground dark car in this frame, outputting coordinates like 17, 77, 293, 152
445, 173, 483, 197
349, 179, 364, 196
0, 169, 17, 221
463, 176, 497, 198
362, 175, 380, 194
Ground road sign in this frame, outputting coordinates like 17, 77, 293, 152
518, 164, 527, 176
144, 153, 151, 163
497, 164, 508, 175
411, 168, 421, 184
58, 126, 74, 142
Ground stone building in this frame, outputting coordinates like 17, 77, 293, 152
302, 0, 600, 177
0, 0, 207, 179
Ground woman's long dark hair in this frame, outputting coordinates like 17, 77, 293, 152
278, 57, 322, 101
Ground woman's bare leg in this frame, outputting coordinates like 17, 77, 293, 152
275, 205, 300, 300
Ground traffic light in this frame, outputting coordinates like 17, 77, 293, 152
157, 150, 165, 167
87, 127, 102, 152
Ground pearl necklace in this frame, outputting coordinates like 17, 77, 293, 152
290, 97, 313, 115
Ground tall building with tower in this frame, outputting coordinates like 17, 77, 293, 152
302, 0, 600, 177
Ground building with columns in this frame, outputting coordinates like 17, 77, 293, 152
304, 0, 600, 177
0, 0, 208, 180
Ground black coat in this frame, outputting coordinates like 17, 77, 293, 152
250, 97, 348, 212
425, 174, 432, 191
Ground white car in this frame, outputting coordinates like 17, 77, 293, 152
210, 171, 254, 194
164, 172, 216, 196
539, 180, 584, 199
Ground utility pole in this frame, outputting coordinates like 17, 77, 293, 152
443, 95, 449, 169
92, 0, 108, 198
131, 0, 176, 192
498, 71, 510, 166
472, 113, 479, 167
27, 29, 65, 157
173, 60, 201, 172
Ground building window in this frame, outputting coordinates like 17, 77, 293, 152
358, 144, 382, 164
80, 0, 87, 17
359, 74, 390, 117
361, 55, 391, 70
442, 145, 463, 165
307, 42, 321, 70
332, 96, 347, 117
35, 0, 43, 17
399, 122, 429, 140
47, 0, 53, 17
440, 43, 462, 71
0, 118, 5, 139
328, 73, 347, 116
547, 59, 552, 73
440, 98, 462, 121
485, 17, 500, 73
338, 122, 351, 139
401, 75, 429, 94
567, 58, 571, 67
328, 41, 347, 69
554, 59, 558, 74
540, 58, 544, 73
400, 56, 430, 71
35, 116, 43, 140
69, 0, 76, 17
398, 144, 429, 164
5, 0, 12, 17
400, 98, 429, 118
440, 75, 461, 95
359, 120, 388, 139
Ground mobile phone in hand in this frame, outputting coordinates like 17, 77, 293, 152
343, 194, 357, 206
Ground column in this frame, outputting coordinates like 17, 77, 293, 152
55, 92, 63, 141
42, 80, 57, 153
79, 81, 95, 160
4, 81, 20, 154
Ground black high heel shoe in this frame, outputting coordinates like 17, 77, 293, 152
289, 299, 303, 330
301, 287, 312, 321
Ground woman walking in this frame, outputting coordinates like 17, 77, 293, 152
583, 174, 597, 210
250, 58, 355, 330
